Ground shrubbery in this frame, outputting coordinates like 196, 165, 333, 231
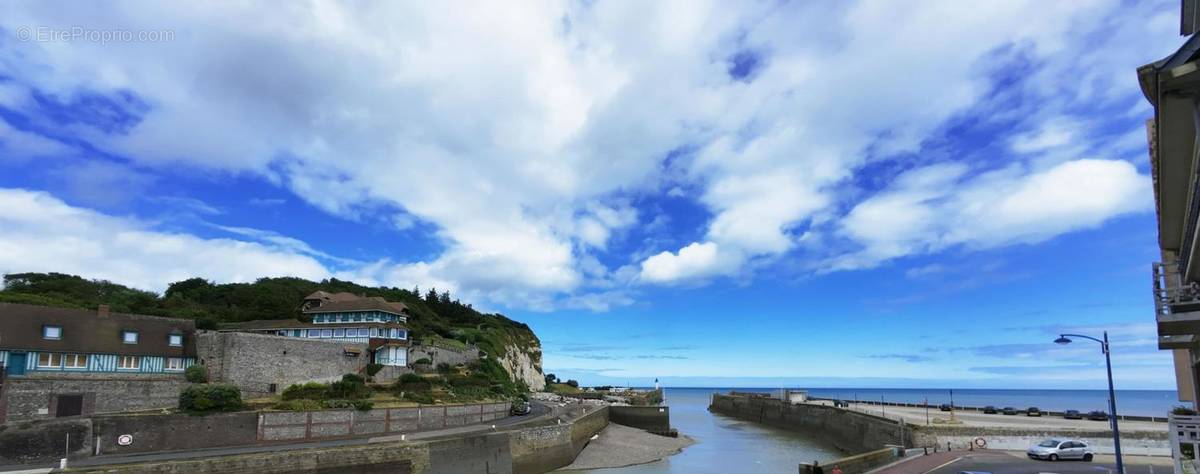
185, 365, 208, 383
365, 363, 383, 376
179, 384, 243, 413
281, 382, 330, 400
414, 358, 432, 365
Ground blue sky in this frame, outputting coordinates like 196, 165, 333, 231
0, 0, 1183, 389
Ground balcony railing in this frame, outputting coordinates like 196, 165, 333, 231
1154, 261, 1200, 316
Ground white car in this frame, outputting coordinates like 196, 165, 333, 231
1026, 439, 1094, 462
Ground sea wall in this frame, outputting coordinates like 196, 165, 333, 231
511, 405, 608, 474
93, 411, 260, 455
802, 448, 903, 474
609, 405, 670, 434
0, 417, 91, 464
65, 404, 609, 474
710, 393, 909, 453
197, 331, 369, 397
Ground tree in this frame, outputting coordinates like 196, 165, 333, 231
544, 373, 559, 385
565, 379, 579, 388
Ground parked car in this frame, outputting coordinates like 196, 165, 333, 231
1027, 438, 1094, 462
1002, 406, 1018, 415
1087, 410, 1109, 421
833, 400, 850, 408
1026, 407, 1042, 417
939, 403, 953, 411
510, 400, 532, 416
982, 406, 998, 414
1063, 410, 1082, 420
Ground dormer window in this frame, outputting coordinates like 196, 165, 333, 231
43, 325, 62, 340
168, 334, 183, 347
122, 330, 139, 344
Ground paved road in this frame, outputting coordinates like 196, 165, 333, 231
0, 400, 567, 473
876, 451, 1172, 474
812, 401, 1166, 433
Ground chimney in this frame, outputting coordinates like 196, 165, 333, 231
98, 305, 110, 318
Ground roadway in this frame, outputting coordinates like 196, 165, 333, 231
810, 401, 1167, 433
0, 400, 567, 473
902, 450, 1173, 474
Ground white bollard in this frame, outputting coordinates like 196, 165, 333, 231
60, 458, 68, 469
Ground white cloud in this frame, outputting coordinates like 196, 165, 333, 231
832, 159, 1151, 270
0, 0, 1167, 306
0, 188, 331, 292
640, 241, 737, 284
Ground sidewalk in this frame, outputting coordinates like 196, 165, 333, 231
868, 451, 962, 474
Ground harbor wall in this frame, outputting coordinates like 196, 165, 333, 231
511, 405, 609, 474
710, 393, 909, 453
916, 426, 1170, 456
609, 405, 671, 434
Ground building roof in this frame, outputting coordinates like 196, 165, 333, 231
219, 319, 407, 331
301, 294, 408, 316
0, 303, 197, 357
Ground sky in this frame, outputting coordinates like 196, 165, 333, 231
0, 0, 1183, 390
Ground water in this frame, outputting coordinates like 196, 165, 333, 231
578, 387, 843, 473
801, 388, 1178, 417
577, 387, 1180, 473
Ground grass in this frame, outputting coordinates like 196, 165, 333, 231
547, 383, 581, 394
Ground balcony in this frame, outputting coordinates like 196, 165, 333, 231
1154, 261, 1200, 349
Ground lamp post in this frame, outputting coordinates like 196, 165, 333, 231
1055, 331, 1122, 474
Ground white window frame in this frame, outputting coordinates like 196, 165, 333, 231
334, 328, 345, 337
118, 355, 140, 370
37, 352, 63, 368
43, 325, 62, 340
168, 334, 183, 347
165, 357, 185, 371
64, 353, 88, 369
321, 329, 333, 338
398, 329, 407, 340
122, 331, 139, 344
308, 329, 320, 338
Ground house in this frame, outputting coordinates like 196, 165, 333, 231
220, 292, 409, 368
0, 303, 197, 422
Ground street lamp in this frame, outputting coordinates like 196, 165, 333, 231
1055, 331, 1123, 474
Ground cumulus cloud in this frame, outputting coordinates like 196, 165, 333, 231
0, 188, 331, 291
831, 159, 1151, 270
0, 0, 1168, 305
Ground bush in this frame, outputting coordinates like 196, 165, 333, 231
330, 376, 371, 400
403, 391, 434, 404
436, 362, 452, 374
365, 363, 384, 376
185, 365, 208, 383
281, 382, 330, 401
323, 399, 375, 411
565, 379, 579, 388
195, 318, 218, 330
272, 399, 323, 411
414, 358, 432, 365
180, 384, 243, 413
399, 373, 424, 384
1173, 405, 1198, 416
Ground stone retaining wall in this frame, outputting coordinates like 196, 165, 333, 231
1, 372, 186, 423
511, 404, 608, 474
198, 331, 369, 397
802, 447, 903, 474
258, 403, 511, 442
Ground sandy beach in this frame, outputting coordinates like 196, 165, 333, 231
557, 423, 696, 471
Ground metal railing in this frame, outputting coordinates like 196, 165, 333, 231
1153, 261, 1200, 316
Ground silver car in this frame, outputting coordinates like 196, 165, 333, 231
1026, 439, 1094, 461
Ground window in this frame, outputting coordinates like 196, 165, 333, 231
165, 358, 185, 371
308, 329, 320, 338
37, 353, 63, 368
43, 325, 62, 340
321, 329, 333, 338
398, 330, 407, 340
168, 334, 183, 347
118, 356, 140, 370
293, 329, 302, 337
122, 331, 139, 344
360, 328, 370, 337
353, 313, 362, 321
64, 354, 88, 369
334, 328, 345, 337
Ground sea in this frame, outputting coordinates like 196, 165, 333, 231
575, 387, 1177, 473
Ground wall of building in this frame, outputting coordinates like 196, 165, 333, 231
609, 405, 671, 434
710, 394, 906, 454
197, 331, 368, 397
0, 372, 186, 423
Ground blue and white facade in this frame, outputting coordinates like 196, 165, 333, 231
0, 350, 195, 375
